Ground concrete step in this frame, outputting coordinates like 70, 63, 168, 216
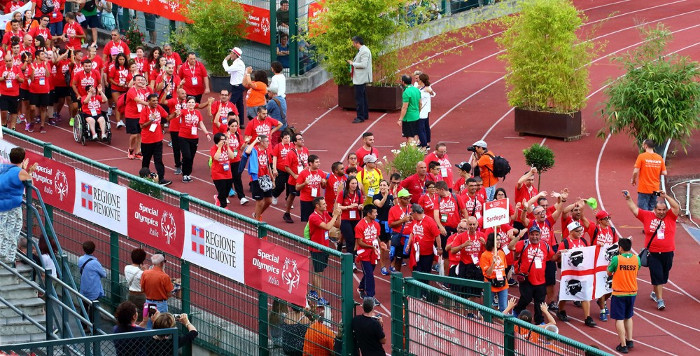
0, 297, 45, 318
1, 313, 46, 326
0, 265, 35, 286
0, 321, 45, 336
0, 281, 42, 300
0, 332, 46, 345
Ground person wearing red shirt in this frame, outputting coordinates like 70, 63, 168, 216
514, 167, 539, 229
271, 131, 293, 205
244, 106, 282, 145
210, 133, 236, 208
225, 119, 250, 205
132, 47, 149, 79
46, 0, 65, 36
162, 44, 182, 69
211, 89, 238, 133
584, 209, 619, 322
2, 20, 24, 49
124, 75, 150, 159
337, 177, 363, 268
51, 48, 72, 123
399, 161, 429, 204
71, 58, 100, 103
4, 0, 24, 15
152, 63, 180, 103
424, 143, 454, 190
553, 221, 596, 327
81, 85, 108, 140
388, 189, 412, 272
460, 177, 484, 220
102, 29, 130, 63
355, 204, 381, 302
18, 51, 32, 130
147, 47, 162, 79
28, 49, 52, 133
178, 96, 212, 182
355, 132, 380, 168
109, 53, 131, 128
60, 13, 84, 51
283, 133, 308, 223
296, 155, 326, 222
140, 93, 175, 186
445, 221, 466, 294
417, 181, 438, 222
450, 216, 485, 300
0, 53, 24, 130
433, 180, 466, 275
453, 161, 472, 194
28, 16, 52, 45
307, 196, 341, 306
325, 161, 347, 213
623, 189, 679, 311
244, 135, 275, 221
511, 225, 555, 325
86, 45, 103, 75
177, 53, 210, 103
406, 204, 441, 273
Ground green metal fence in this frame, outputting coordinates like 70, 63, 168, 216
2, 127, 355, 356
391, 273, 610, 356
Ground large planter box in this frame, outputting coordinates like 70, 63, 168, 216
338, 85, 403, 111
514, 108, 582, 141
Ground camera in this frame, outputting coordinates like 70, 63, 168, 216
653, 191, 661, 196
467, 145, 477, 153
174, 314, 181, 321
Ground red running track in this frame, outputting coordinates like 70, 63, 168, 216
7, 0, 700, 354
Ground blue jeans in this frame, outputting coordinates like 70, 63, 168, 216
494, 289, 509, 312
417, 117, 431, 147
485, 185, 497, 201
49, 21, 64, 37
145, 299, 168, 329
637, 192, 657, 211
359, 261, 376, 297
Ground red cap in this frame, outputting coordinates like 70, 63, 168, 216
596, 210, 610, 220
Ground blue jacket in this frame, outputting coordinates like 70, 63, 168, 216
0, 164, 24, 212
243, 147, 260, 181
78, 254, 106, 300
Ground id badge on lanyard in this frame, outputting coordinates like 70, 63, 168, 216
223, 162, 230, 171
311, 187, 318, 197
90, 108, 98, 117
191, 126, 198, 136
191, 77, 198, 86
534, 258, 543, 269
5, 79, 12, 88
39, 77, 45, 86
149, 123, 158, 132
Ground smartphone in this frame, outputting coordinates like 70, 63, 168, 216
622, 190, 629, 197
148, 303, 157, 317
173, 314, 181, 321
653, 191, 661, 197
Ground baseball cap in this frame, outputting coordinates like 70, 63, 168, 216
528, 225, 541, 234
455, 161, 471, 172
363, 154, 377, 164
397, 188, 411, 198
472, 140, 487, 148
596, 210, 610, 220
411, 203, 424, 214
567, 221, 583, 232
151, 254, 165, 264
110, 47, 120, 55
231, 47, 242, 56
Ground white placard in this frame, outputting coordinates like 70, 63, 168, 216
482, 198, 509, 228
73, 170, 128, 235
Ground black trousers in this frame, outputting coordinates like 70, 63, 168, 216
169, 131, 182, 168
354, 84, 368, 120
141, 141, 164, 180
229, 84, 245, 126
273, 171, 289, 198
231, 161, 245, 200
515, 280, 547, 324
179, 137, 199, 176
214, 178, 233, 208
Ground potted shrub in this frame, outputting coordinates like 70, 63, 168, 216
599, 24, 700, 151
174, 0, 247, 91
309, 0, 441, 111
523, 143, 555, 190
495, 0, 598, 140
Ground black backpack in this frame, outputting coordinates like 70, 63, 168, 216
485, 153, 511, 179
41, 0, 55, 14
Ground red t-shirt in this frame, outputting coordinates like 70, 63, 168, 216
514, 184, 538, 222
399, 174, 428, 204
166, 97, 186, 132
163, 52, 182, 68
62, 22, 84, 50
355, 146, 379, 168
308, 211, 331, 252
325, 173, 347, 213
48, 0, 65, 23
103, 40, 130, 58
254, 146, 272, 178
28, 26, 52, 41
51, 59, 70, 88
0, 65, 23, 96
210, 145, 233, 180
637, 209, 677, 253
81, 94, 105, 117
88, 56, 103, 75
336, 190, 361, 221
435, 193, 463, 229
514, 240, 553, 285
424, 153, 454, 189
226, 130, 243, 164
178, 109, 203, 139
177, 61, 208, 95
529, 216, 557, 246
418, 193, 438, 222
296, 168, 325, 202
557, 237, 587, 251
72, 70, 101, 98
244, 117, 280, 144
388, 204, 411, 234
409, 216, 440, 256
132, 57, 148, 76
561, 216, 585, 240
286, 147, 309, 185
484, 223, 515, 265
272, 142, 293, 170
453, 231, 485, 265
154, 73, 180, 100
139, 105, 167, 144
19, 65, 30, 90
29, 62, 51, 93
460, 193, 483, 220
125, 87, 149, 119
109, 65, 131, 92
210, 100, 238, 118
355, 218, 380, 262
445, 233, 461, 267
2, 29, 24, 47
585, 223, 618, 246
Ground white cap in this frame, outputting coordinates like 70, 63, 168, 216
472, 140, 487, 148
231, 47, 242, 57
363, 154, 377, 163
567, 221, 583, 232
151, 254, 165, 264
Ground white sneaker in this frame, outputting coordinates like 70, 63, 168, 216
272, 197, 278, 205
107, 107, 113, 116
116, 121, 125, 128
240, 197, 251, 205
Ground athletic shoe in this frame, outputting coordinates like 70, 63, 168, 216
557, 310, 568, 322
240, 197, 251, 205
17, 114, 25, 124
174, 167, 182, 175
317, 297, 329, 306
373, 298, 381, 306
650, 291, 658, 302
626, 340, 634, 349
657, 299, 665, 310
49, 118, 57, 125
25, 123, 33, 132
547, 302, 559, 312
584, 316, 597, 327
168, 141, 172, 147
283, 212, 294, 224
69, 117, 74, 127
599, 310, 608, 322
92, 134, 98, 140
390, 266, 396, 272
353, 263, 358, 272
159, 180, 172, 186
357, 288, 366, 299
615, 344, 628, 354
508, 278, 517, 287
182, 175, 192, 183
432, 264, 439, 272
127, 151, 135, 160
380, 267, 389, 275
228, 188, 236, 196
272, 197, 278, 205
134, 153, 143, 159
40, 126, 46, 133
214, 195, 220, 207
116, 121, 125, 129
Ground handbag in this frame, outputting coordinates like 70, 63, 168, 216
639, 225, 661, 267
489, 276, 506, 288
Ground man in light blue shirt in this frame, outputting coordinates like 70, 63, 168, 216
78, 240, 106, 332
266, 87, 288, 135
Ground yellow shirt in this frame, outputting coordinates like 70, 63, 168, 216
359, 168, 383, 205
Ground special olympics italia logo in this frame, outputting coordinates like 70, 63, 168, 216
282, 257, 300, 294
161, 211, 177, 244
54, 170, 69, 201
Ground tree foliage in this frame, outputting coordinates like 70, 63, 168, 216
495, 0, 597, 113
599, 24, 700, 150
523, 143, 555, 190
175, 0, 247, 76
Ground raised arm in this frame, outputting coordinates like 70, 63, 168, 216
622, 190, 639, 217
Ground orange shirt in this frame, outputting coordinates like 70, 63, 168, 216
479, 250, 509, 292
140, 266, 174, 301
245, 81, 267, 107
478, 152, 497, 187
302, 321, 335, 356
634, 151, 666, 194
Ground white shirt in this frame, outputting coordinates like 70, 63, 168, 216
222, 57, 245, 85
269, 73, 286, 98
124, 264, 144, 292
41, 254, 57, 278
419, 86, 435, 119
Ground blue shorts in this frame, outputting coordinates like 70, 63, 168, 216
610, 295, 636, 320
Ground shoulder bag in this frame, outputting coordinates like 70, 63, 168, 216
639, 224, 661, 267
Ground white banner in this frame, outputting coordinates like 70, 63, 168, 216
182, 211, 246, 284
72, 170, 128, 236
594, 243, 618, 299
0, 138, 17, 163
483, 198, 509, 228
558, 245, 597, 301
0, 2, 32, 29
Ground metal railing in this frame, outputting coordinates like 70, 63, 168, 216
391, 273, 611, 356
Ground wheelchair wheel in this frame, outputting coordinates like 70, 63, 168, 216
105, 120, 112, 145
73, 114, 85, 145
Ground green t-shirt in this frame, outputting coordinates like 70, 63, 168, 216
402, 86, 421, 122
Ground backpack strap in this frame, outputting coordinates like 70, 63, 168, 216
272, 97, 286, 120
80, 257, 95, 274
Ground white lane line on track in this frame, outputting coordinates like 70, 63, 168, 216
633, 310, 700, 351
301, 105, 338, 134
634, 307, 700, 333
566, 315, 674, 355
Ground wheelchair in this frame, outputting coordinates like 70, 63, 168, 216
73, 111, 112, 146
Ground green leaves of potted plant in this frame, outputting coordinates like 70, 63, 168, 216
523, 143, 555, 190
495, 0, 599, 140
599, 24, 700, 151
